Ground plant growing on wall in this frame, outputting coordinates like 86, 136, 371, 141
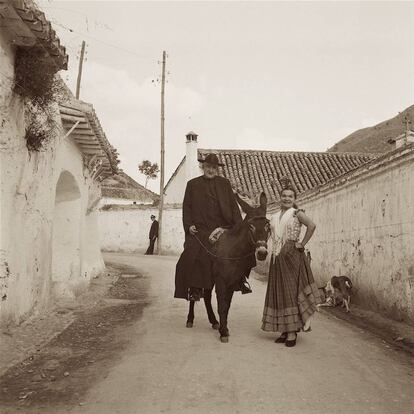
138, 160, 159, 188
14, 48, 62, 151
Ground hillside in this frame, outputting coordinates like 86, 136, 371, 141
328, 105, 414, 153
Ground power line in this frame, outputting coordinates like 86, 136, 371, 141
41, 4, 114, 32
49, 17, 153, 60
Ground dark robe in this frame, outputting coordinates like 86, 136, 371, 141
174, 175, 254, 299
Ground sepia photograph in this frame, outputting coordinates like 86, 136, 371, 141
0, 0, 413, 413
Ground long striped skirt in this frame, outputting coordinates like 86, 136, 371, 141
261, 241, 322, 333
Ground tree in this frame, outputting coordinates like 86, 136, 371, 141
138, 160, 159, 188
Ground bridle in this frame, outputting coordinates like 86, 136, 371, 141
246, 215, 271, 248
193, 215, 270, 261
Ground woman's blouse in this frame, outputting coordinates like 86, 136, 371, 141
270, 208, 303, 256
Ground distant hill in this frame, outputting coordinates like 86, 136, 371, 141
328, 105, 414, 153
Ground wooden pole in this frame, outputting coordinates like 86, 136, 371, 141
75, 41, 86, 99
157, 51, 166, 255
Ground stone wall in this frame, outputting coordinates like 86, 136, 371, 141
268, 145, 414, 323
99, 205, 184, 255
0, 30, 105, 325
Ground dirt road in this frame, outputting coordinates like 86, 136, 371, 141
2, 253, 413, 414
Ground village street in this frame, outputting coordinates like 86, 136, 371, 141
12, 252, 409, 414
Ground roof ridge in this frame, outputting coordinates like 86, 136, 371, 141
198, 148, 376, 157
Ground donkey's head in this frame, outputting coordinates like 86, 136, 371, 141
235, 192, 270, 261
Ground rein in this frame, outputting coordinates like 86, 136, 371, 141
193, 234, 256, 261
193, 216, 270, 261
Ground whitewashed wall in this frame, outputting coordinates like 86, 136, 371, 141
0, 30, 105, 325
268, 146, 414, 323
99, 196, 154, 207
99, 205, 184, 255
164, 161, 186, 205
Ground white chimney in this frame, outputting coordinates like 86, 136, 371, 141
185, 131, 200, 182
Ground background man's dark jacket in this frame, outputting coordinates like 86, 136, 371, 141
174, 175, 255, 299
149, 220, 159, 239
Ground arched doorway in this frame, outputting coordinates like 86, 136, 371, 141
51, 171, 82, 297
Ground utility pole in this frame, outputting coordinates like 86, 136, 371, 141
75, 40, 86, 99
157, 51, 166, 255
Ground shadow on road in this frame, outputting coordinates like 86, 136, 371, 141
0, 263, 149, 413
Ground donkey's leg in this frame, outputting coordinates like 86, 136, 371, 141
186, 300, 195, 328
216, 281, 233, 342
224, 289, 234, 337
203, 288, 219, 328
216, 279, 228, 340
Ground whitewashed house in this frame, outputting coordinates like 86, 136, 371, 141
0, 0, 119, 325
99, 171, 159, 206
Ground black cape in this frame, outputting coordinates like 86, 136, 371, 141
174, 175, 255, 299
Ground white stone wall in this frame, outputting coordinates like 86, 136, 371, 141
268, 147, 414, 323
99, 205, 184, 255
99, 196, 154, 207
0, 30, 105, 325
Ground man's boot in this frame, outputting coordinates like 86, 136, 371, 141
240, 278, 252, 294
188, 287, 202, 301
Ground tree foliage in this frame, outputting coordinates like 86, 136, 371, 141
138, 160, 159, 188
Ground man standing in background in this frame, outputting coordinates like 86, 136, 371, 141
145, 215, 158, 255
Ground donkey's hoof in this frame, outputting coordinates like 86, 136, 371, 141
186, 321, 193, 328
220, 336, 229, 343
212, 323, 219, 330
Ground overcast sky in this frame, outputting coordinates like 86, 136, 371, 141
39, 1, 414, 192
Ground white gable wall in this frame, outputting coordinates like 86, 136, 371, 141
164, 161, 187, 204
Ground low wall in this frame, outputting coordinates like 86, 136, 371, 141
267, 145, 414, 323
99, 205, 184, 255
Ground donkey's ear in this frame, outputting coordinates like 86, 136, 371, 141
259, 192, 267, 210
235, 193, 253, 215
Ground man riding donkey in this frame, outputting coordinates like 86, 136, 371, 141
174, 153, 255, 328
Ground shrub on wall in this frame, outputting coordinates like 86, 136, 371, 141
14, 48, 62, 151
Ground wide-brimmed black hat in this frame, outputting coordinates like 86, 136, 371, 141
198, 153, 224, 167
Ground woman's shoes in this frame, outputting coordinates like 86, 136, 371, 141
275, 332, 297, 346
285, 333, 297, 347
274, 333, 287, 343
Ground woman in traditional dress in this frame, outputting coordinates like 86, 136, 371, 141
261, 180, 321, 347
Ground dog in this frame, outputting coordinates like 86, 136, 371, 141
324, 276, 353, 312
325, 276, 353, 312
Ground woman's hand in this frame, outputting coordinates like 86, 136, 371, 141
189, 225, 198, 236
295, 241, 305, 251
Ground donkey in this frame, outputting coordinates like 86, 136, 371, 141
212, 191, 270, 342
185, 192, 270, 341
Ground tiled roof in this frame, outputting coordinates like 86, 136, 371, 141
59, 100, 119, 180
0, 0, 68, 69
101, 172, 159, 202
198, 149, 376, 203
